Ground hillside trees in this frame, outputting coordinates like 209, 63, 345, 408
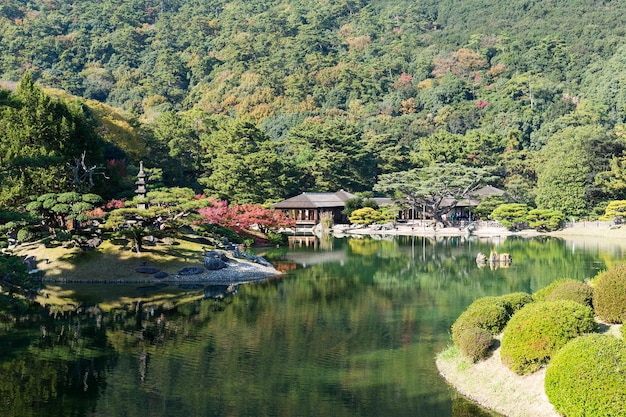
534, 125, 623, 218
146, 111, 202, 187
199, 118, 298, 203
0, 74, 105, 206
283, 117, 376, 192
1, 0, 626, 220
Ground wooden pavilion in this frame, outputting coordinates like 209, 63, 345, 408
273, 190, 357, 227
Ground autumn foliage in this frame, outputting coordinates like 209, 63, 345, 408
198, 200, 295, 234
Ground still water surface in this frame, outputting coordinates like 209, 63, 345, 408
1, 235, 623, 417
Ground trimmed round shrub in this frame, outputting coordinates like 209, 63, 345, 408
451, 296, 509, 347
457, 327, 493, 362
500, 300, 597, 375
533, 278, 593, 307
16, 228, 34, 243
593, 265, 626, 323
545, 334, 626, 417
498, 292, 533, 315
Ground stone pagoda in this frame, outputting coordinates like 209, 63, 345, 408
135, 161, 148, 210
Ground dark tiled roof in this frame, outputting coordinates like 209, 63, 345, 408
456, 186, 505, 207
472, 185, 505, 197
273, 190, 357, 209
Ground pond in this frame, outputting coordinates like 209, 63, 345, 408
1, 235, 623, 417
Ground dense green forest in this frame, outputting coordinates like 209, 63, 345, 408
2, 0, 626, 216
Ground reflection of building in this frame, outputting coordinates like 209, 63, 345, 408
273, 190, 356, 226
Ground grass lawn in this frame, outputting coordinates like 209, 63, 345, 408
14, 235, 210, 282
11, 235, 214, 310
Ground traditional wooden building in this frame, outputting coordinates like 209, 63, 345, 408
449, 185, 505, 220
273, 190, 357, 226
274, 186, 505, 226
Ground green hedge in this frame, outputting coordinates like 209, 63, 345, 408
500, 300, 597, 375
16, 228, 34, 243
457, 327, 494, 363
545, 334, 626, 417
451, 296, 509, 347
498, 292, 533, 314
533, 278, 593, 307
592, 265, 626, 323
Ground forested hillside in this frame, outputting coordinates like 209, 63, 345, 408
2, 0, 626, 218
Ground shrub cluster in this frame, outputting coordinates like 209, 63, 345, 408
525, 208, 565, 232
451, 293, 532, 362
545, 334, 626, 417
533, 278, 593, 307
490, 204, 565, 231
500, 300, 597, 375
592, 265, 626, 323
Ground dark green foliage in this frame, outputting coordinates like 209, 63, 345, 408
197, 224, 243, 245
500, 300, 597, 375
545, 335, 626, 417
199, 119, 298, 203
457, 327, 493, 363
534, 125, 621, 219
25, 192, 103, 230
342, 197, 379, 217
0, 253, 35, 297
592, 265, 626, 324
533, 278, 593, 307
473, 195, 508, 220
16, 228, 34, 243
451, 296, 510, 347
0, 74, 105, 206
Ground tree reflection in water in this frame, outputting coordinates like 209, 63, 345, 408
0, 236, 618, 417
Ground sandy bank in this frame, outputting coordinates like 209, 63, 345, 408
436, 343, 559, 417
334, 221, 626, 241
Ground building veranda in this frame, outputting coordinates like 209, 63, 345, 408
273, 186, 505, 228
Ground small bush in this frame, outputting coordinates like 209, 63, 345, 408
55, 230, 74, 242
457, 327, 493, 362
451, 296, 509, 347
545, 334, 626, 417
592, 265, 626, 323
16, 228, 34, 243
266, 232, 286, 245
349, 207, 385, 225
533, 278, 593, 307
525, 208, 564, 231
491, 203, 529, 230
500, 300, 597, 375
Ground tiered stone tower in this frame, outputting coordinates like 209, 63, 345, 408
135, 161, 148, 210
